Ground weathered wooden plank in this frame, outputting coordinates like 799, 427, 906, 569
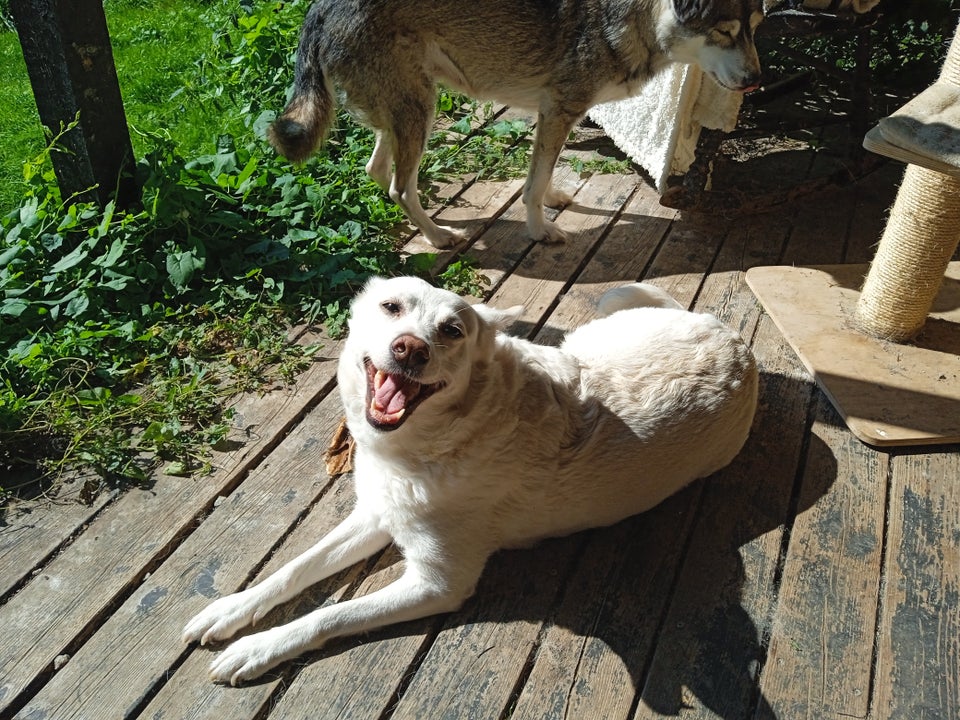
844, 163, 900, 265
485, 169, 640, 325
401, 178, 525, 263
874, 450, 960, 720
264, 546, 441, 720
3, 346, 341, 718
634, 310, 815, 720
452, 161, 587, 297
510, 491, 697, 720
636, 214, 731, 309
784, 183, 858, 268
533, 183, 675, 346
139, 467, 366, 720
384, 535, 583, 720
693, 194, 793, 335
756, 394, 888, 719
0, 483, 115, 600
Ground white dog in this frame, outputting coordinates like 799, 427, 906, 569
183, 276, 758, 684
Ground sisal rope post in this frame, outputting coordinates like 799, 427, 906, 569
856, 22, 960, 341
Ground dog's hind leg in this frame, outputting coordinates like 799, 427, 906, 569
523, 108, 581, 243
206, 548, 486, 685
366, 130, 393, 193
182, 509, 390, 646
388, 98, 466, 249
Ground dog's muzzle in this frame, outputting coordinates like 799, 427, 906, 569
364, 358, 444, 431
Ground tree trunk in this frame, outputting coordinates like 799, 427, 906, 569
11, 0, 137, 208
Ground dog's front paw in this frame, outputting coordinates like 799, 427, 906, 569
182, 590, 266, 646
209, 629, 288, 686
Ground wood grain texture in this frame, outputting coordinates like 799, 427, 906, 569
757, 395, 888, 719
875, 450, 960, 720
511, 492, 698, 720
12, 391, 345, 720
139, 470, 365, 720
0, 485, 114, 600
0, 119, 953, 720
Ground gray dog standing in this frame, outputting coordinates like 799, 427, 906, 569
269, 0, 764, 247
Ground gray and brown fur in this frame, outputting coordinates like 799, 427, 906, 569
269, 0, 764, 247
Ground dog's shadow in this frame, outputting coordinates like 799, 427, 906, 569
247, 371, 834, 719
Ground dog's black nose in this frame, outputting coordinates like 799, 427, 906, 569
391, 335, 430, 369
740, 72, 762, 93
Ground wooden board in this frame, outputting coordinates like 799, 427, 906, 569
510, 492, 697, 720
264, 546, 441, 720
874, 450, 960, 719
0, 341, 341, 717
0, 483, 115, 600
10, 391, 346, 719
533, 183, 675, 347
757, 395, 888, 719
745, 262, 960, 446
137, 473, 368, 720
486, 169, 640, 328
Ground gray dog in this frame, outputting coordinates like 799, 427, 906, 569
269, 0, 763, 247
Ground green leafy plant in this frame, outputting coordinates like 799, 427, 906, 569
760, 1, 958, 92
0, 0, 492, 501
568, 155, 631, 176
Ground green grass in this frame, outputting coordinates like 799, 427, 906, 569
106, 0, 231, 156
0, 0, 529, 501
0, 18, 44, 211
2, 1, 224, 211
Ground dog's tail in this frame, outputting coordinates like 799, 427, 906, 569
597, 283, 684, 316
268, 6, 336, 163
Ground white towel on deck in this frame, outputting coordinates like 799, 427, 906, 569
588, 65, 743, 193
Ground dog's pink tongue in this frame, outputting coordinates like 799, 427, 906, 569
372, 371, 419, 422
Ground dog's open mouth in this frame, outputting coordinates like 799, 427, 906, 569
364, 359, 443, 431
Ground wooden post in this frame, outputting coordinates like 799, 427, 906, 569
10, 0, 137, 208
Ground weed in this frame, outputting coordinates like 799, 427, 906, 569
567, 155, 632, 176
0, 0, 492, 500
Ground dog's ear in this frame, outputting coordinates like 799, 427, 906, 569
473, 303, 524, 331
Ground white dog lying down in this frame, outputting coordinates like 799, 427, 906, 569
183, 276, 758, 684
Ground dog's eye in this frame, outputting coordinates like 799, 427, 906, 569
440, 322, 464, 339
381, 301, 402, 316
713, 21, 739, 38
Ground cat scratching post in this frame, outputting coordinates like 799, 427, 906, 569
745, 21, 960, 446
856, 25, 960, 341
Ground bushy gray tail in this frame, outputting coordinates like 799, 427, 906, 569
597, 283, 684, 317
268, 6, 335, 163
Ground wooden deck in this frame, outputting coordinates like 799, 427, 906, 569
2, 117, 959, 720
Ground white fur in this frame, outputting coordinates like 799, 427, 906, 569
183, 276, 758, 684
